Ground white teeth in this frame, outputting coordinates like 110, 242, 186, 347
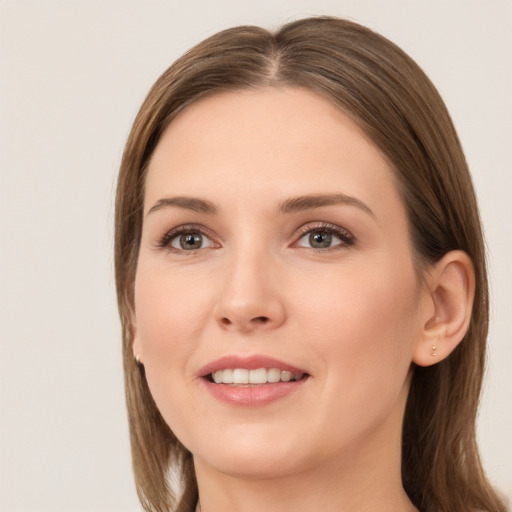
267, 368, 281, 383
210, 368, 305, 385
249, 368, 267, 384
280, 371, 292, 382
233, 368, 249, 384
221, 369, 233, 384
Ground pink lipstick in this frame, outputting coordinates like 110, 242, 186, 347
199, 355, 310, 407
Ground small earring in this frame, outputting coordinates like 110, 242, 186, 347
134, 353, 145, 377
431, 345, 437, 357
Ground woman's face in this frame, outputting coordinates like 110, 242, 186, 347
133, 87, 430, 479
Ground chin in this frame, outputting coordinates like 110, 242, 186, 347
191, 428, 312, 480
199, 450, 305, 481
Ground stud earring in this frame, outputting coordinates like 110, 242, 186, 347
431, 345, 437, 357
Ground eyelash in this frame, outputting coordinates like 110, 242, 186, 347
156, 224, 217, 253
156, 222, 355, 253
294, 222, 355, 251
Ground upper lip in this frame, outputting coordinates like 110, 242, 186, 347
198, 355, 308, 378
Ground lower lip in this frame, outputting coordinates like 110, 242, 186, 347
202, 377, 309, 406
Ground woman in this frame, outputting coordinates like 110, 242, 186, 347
114, 16, 506, 512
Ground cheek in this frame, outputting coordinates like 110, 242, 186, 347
132, 268, 212, 436
134, 266, 211, 350
290, 260, 420, 446
294, 257, 420, 376
132, 265, 215, 410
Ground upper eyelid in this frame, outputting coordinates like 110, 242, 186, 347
163, 223, 215, 236
294, 221, 354, 239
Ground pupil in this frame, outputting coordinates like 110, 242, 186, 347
180, 233, 202, 249
310, 231, 331, 248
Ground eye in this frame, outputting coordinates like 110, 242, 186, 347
295, 223, 354, 250
157, 226, 218, 253
173, 232, 209, 250
298, 230, 340, 249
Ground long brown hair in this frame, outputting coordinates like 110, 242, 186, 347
115, 16, 506, 512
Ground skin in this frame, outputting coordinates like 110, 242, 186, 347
132, 87, 473, 512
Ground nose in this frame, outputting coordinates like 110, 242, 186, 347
213, 249, 286, 334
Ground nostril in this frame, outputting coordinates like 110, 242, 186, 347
252, 316, 270, 324
218, 315, 273, 329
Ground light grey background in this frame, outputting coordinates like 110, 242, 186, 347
0, 1, 510, 510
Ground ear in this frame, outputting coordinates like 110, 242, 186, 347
413, 250, 475, 367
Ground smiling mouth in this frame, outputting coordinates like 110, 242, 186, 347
208, 368, 307, 385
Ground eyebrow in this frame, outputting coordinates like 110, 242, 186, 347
147, 196, 217, 216
146, 193, 374, 218
278, 194, 374, 216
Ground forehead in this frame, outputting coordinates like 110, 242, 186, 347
145, 87, 403, 219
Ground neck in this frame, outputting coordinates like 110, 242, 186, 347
195, 470, 415, 512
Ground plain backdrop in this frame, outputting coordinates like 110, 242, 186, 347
0, 1, 510, 511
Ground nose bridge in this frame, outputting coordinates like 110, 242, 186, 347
214, 234, 285, 332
